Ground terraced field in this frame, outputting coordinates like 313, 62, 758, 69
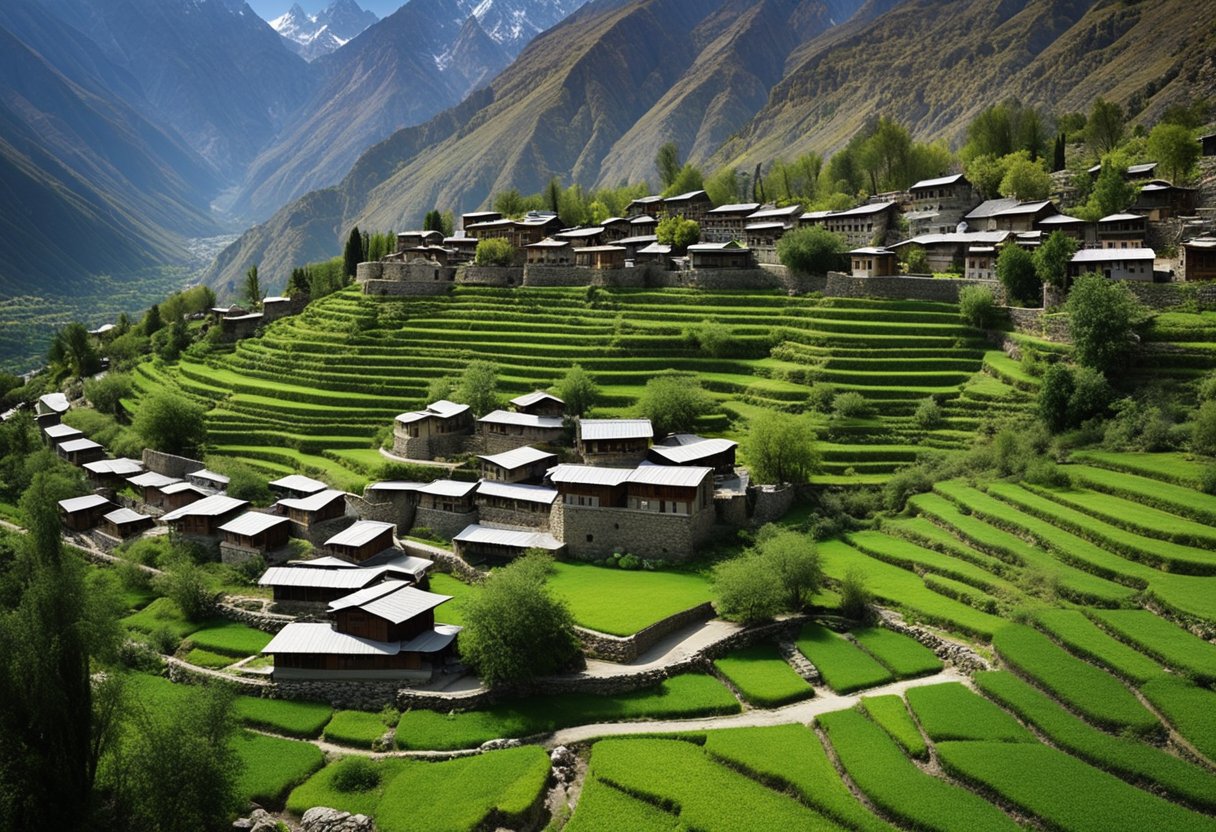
128, 286, 1033, 488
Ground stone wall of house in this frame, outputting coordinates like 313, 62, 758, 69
413, 506, 478, 540
750, 485, 796, 527
715, 493, 748, 527
392, 429, 468, 461
478, 430, 565, 455
575, 602, 715, 662
345, 493, 404, 526
477, 504, 552, 532
422, 545, 485, 583
361, 278, 452, 297
275, 678, 407, 711
142, 449, 205, 478
296, 515, 353, 548
551, 503, 715, 562
219, 543, 261, 566
88, 530, 124, 553
458, 266, 524, 287
357, 261, 457, 294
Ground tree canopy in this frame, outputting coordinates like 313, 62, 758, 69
555, 364, 598, 417
636, 373, 714, 436
741, 410, 820, 485
777, 226, 848, 275
996, 244, 1040, 307
1065, 272, 1146, 375
132, 390, 207, 456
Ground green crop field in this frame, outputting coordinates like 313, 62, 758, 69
233, 731, 324, 807
1034, 609, 1162, 684
905, 682, 1034, 743
185, 621, 273, 657
849, 626, 943, 678
795, 624, 894, 694
322, 710, 394, 748
712, 644, 814, 707
1088, 609, 1216, 683
860, 695, 927, 759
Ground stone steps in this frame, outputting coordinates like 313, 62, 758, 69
777, 638, 820, 684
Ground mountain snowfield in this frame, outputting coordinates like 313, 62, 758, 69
270, 0, 379, 60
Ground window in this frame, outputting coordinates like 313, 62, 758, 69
586, 534, 594, 543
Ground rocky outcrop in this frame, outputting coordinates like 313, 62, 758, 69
301, 807, 375, 832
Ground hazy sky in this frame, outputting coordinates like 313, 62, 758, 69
246, 0, 402, 21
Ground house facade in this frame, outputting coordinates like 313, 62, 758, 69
577, 419, 653, 466
478, 410, 564, 454
392, 400, 473, 459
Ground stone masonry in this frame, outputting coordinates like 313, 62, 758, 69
550, 501, 716, 562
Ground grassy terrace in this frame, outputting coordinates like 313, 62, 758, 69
128, 286, 1030, 489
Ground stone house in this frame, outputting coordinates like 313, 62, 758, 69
525, 238, 573, 265
848, 247, 898, 277
905, 174, 976, 236
323, 520, 396, 563
261, 581, 460, 681
57, 437, 105, 466
413, 479, 478, 539
443, 237, 479, 265
392, 400, 473, 459
269, 474, 329, 500
963, 198, 1020, 231
161, 494, 249, 538
1068, 248, 1156, 281
555, 227, 606, 248
510, 391, 565, 418
278, 489, 348, 534
466, 215, 563, 250
626, 195, 664, 218
1035, 214, 1091, 244
601, 217, 633, 242
58, 494, 116, 531
43, 423, 84, 447
1134, 182, 1198, 221
478, 410, 564, 454
808, 202, 900, 247
635, 242, 674, 267
474, 480, 558, 530
647, 435, 737, 475
397, 230, 444, 252
689, 241, 753, 269
983, 200, 1058, 233
1096, 214, 1147, 249
479, 445, 557, 483
461, 211, 502, 232
360, 481, 424, 530
577, 419, 653, 465
1180, 238, 1216, 281
617, 234, 659, 260
701, 203, 760, 244
891, 231, 1011, 274
100, 507, 153, 540
575, 246, 626, 270
452, 524, 564, 563
258, 558, 427, 608
218, 511, 292, 563
965, 245, 998, 280
662, 190, 713, 224
261, 296, 293, 323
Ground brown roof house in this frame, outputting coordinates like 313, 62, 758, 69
161, 494, 249, 540
392, 399, 473, 460
218, 511, 292, 565
477, 409, 564, 454
261, 581, 460, 680
127, 471, 182, 510
576, 418, 653, 466
479, 445, 557, 483
575, 246, 626, 270
58, 494, 116, 532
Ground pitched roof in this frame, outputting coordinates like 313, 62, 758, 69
325, 520, 395, 549
992, 200, 1056, 217
103, 507, 149, 525
38, 392, 70, 413
159, 482, 208, 497
396, 399, 470, 424
828, 201, 898, 217
327, 579, 411, 612
1071, 248, 1156, 263
1037, 214, 1085, 225
268, 474, 328, 495
43, 423, 83, 439
554, 226, 605, 239
690, 241, 750, 251
277, 489, 346, 512
259, 565, 396, 590
849, 247, 895, 256
365, 481, 426, 492
479, 445, 558, 471
628, 464, 713, 488
453, 524, 564, 551
1097, 213, 1145, 223
349, 584, 451, 624
476, 481, 559, 505
579, 418, 653, 441
127, 471, 180, 489
910, 173, 967, 190
218, 511, 290, 537
575, 245, 627, 254
59, 438, 102, 453
190, 469, 230, 486
548, 464, 632, 487
400, 624, 462, 653
649, 437, 737, 465
161, 494, 248, 521
707, 202, 760, 214
416, 479, 478, 498
964, 198, 1020, 219
747, 204, 802, 220
58, 494, 112, 513
891, 231, 1011, 248
262, 622, 401, 656
663, 189, 708, 203
637, 243, 673, 255
510, 391, 564, 409
478, 409, 563, 429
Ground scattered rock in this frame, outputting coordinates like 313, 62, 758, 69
550, 745, 576, 783
301, 806, 375, 832
777, 639, 821, 683
233, 808, 282, 832
480, 737, 522, 751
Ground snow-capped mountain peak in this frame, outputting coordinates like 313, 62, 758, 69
271, 0, 376, 60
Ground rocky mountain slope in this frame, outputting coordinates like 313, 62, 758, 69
271, 0, 379, 61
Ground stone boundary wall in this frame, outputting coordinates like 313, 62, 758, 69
1006, 307, 1070, 341
215, 600, 293, 633
345, 493, 400, 525
1125, 281, 1216, 311
477, 504, 552, 532
821, 272, 1005, 303
750, 485, 796, 527
523, 265, 649, 287
142, 449, 204, 478
167, 656, 269, 693
414, 506, 477, 540
575, 602, 716, 662
877, 610, 989, 673
420, 544, 485, 583
458, 266, 524, 286
360, 278, 451, 297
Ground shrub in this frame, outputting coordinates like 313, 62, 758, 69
832, 391, 870, 420
806, 384, 836, 413
636, 373, 714, 436
713, 554, 784, 624
996, 245, 1040, 307
777, 226, 848, 275
555, 364, 598, 417
455, 360, 499, 417
133, 390, 207, 456
153, 559, 217, 622
958, 285, 997, 329
901, 244, 929, 275
1200, 466, 1216, 495
741, 410, 820, 485
1065, 273, 1147, 375
1197, 371, 1216, 403
1022, 459, 1070, 488
688, 318, 736, 357
1069, 365, 1112, 424
84, 373, 134, 417
474, 238, 515, 266
913, 397, 943, 429
330, 757, 381, 793
617, 554, 641, 570
1037, 363, 1074, 432
838, 567, 872, 622
655, 215, 700, 251
1190, 400, 1216, 456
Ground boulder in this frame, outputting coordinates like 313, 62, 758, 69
300, 806, 375, 832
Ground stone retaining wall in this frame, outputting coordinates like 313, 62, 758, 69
477, 504, 552, 532
413, 506, 477, 540
167, 657, 269, 693
821, 272, 1005, 303
552, 503, 714, 562
523, 265, 648, 287
458, 266, 524, 286
877, 610, 989, 673
1006, 308, 1070, 342
1125, 281, 1216, 311
750, 485, 796, 527
574, 602, 716, 662
215, 600, 293, 633
142, 449, 205, 478
421, 545, 485, 583
345, 493, 401, 525
360, 279, 452, 297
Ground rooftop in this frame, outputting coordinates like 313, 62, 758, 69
128, 471, 180, 489
1071, 248, 1156, 263
351, 584, 451, 624
159, 482, 208, 496
58, 438, 102, 453
416, 479, 478, 498
479, 445, 558, 471
365, 481, 426, 492
849, 247, 895, 256
219, 511, 290, 538
579, 418, 653, 441
476, 480, 559, 505
277, 489, 346, 513
707, 202, 760, 214
268, 474, 328, 495
649, 437, 737, 465
58, 494, 112, 513
910, 173, 967, 190
629, 464, 713, 488
548, 464, 632, 487
190, 469, 231, 485
510, 391, 564, 409
453, 524, 564, 551
478, 409, 563, 429
1097, 213, 1145, 223
325, 520, 396, 549
103, 507, 149, 525
161, 494, 248, 521
964, 198, 1021, 220
43, 423, 83, 439
259, 565, 398, 590
747, 205, 803, 220
38, 392, 70, 413
327, 579, 411, 612
262, 622, 401, 656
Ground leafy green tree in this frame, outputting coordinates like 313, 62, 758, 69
242, 265, 263, 310
474, 238, 516, 266
1147, 122, 1201, 183
996, 244, 1040, 307
838, 567, 873, 621
455, 360, 499, 417
964, 153, 1007, 199
1065, 273, 1146, 374
768, 153, 823, 205
1191, 401, 1216, 456
49, 322, 101, 379
958, 285, 998, 328
545, 177, 561, 215
555, 364, 598, 417
999, 153, 1052, 200
1068, 365, 1112, 425
459, 554, 580, 687
741, 410, 820, 484
754, 527, 823, 610
153, 557, 216, 622
901, 244, 929, 275
656, 142, 681, 189
661, 163, 704, 198
962, 99, 1051, 161
426, 375, 457, 403
493, 189, 526, 218
1085, 98, 1124, 157
713, 553, 784, 624
1033, 230, 1079, 290
287, 267, 311, 297
777, 226, 848, 275
1038, 363, 1075, 432
133, 391, 207, 456
141, 303, 164, 336
704, 165, 744, 207
637, 373, 714, 436
1085, 158, 1138, 218
655, 215, 700, 251
343, 226, 364, 278
423, 209, 445, 233
84, 373, 133, 418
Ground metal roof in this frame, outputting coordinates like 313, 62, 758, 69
288, 555, 360, 569
663, 190, 708, 203
356, 585, 451, 624
328, 579, 411, 612
396, 399, 469, 424
1071, 248, 1156, 262
103, 507, 149, 525
366, 481, 426, 492
190, 469, 230, 485
453, 524, 564, 550
1038, 214, 1085, 224
259, 565, 394, 590
629, 216, 657, 225
38, 393, 70, 413
707, 202, 760, 214
527, 237, 571, 248
1127, 162, 1158, 174
575, 245, 627, 253
649, 438, 737, 464
992, 200, 1056, 217
128, 471, 180, 489
325, 520, 395, 549
476, 481, 559, 504
277, 489, 346, 512
799, 210, 832, 220
1098, 213, 1144, 223
479, 445, 557, 471
548, 464, 632, 487
58, 494, 112, 513
616, 234, 658, 245
263, 622, 401, 656
218, 511, 290, 537
555, 227, 605, 238
747, 205, 802, 219
1183, 238, 1216, 249
849, 247, 894, 255
400, 624, 461, 653
159, 482, 207, 496
43, 423, 83, 439
510, 391, 564, 409
637, 243, 672, 255
891, 231, 1011, 248
744, 222, 788, 231
478, 409, 563, 429
416, 479, 478, 498
161, 494, 248, 521
579, 419, 653, 441
629, 464, 713, 488
964, 198, 1020, 219
828, 202, 897, 217
361, 550, 433, 575
59, 438, 102, 453
910, 173, 966, 190
268, 474, 328, 495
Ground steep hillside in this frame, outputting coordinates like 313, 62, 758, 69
716, 0, 1216, 167
230, 0, 586, 221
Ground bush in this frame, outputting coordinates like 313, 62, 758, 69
913, 397, 943, 429
996, 245, 1040, 307
1197, 371, 1216, 403
688, 318, 736, 357
1022, 459, 1071, 488
133, 390, 207, 456
617, 554, 641, 570
777, 226, 848, 275
838, 567, 872, 622
1201, 466, 1216, 495
474, 238, 516, 266
1037, 363, 1074, 432
958, 285, 997, 329
636, 373, 714, 436
84, 373, 134, 418
713, 554, 784, 624
832, 391, 870, 419
655, 215, 700, 251
901, 245, 929, 275
555, 364, 598, 417
153, 559, 217, 622
330, 757, 381, 793
1190, 400, 1216, 456
455, 360, 500, 417
806, 384, 836, 413
1069, 365, 1112, 424
741, 410, 820, 485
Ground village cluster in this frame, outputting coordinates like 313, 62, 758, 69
38, 376, 762, 684
345, 149, 1216, 294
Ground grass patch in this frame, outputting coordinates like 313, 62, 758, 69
121, 597, 208, 640
818, 709, 1020, 832
1140, 676, 1216, 763
430, 573, 477, 628
233, 730, 324, 807
182, 647, 235, 669
905, 682, 1033, 743
712, 644, 814, 708
849, 627, 943, 678
795, 624, 894, 694
566, 774, 679, 832
235, 696, 334, 738
186, 621, 272, 657
395, 674, 739, 750
1068, 464, 1216, 526
547, 561, 712, 636
1034, 609, 1161, 684
1089, 609, 1216, 684
323, 710, 394, 749
1028, 482, 1216, 548
859, 695, 927, 760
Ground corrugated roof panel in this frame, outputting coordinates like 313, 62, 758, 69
325, 520, 395, 549
161, 494, 248, 521
269, 475, 328, 494
452, 524, 563, 550
219, 511, 290, 537
262, 622, 400, 656
476, 481, 558, 504
59, 494, 112, 513
548, 464, 631, 486
628, 465, 713, 488
416, 479, 478, 498
579, 418, 653, 441
277, 489, 346, 512
479, 445, 557, 471
478, 410, 563, 429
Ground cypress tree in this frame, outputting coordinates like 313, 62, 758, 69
1053, 133, 1066, 172
343, 226, 364, 277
